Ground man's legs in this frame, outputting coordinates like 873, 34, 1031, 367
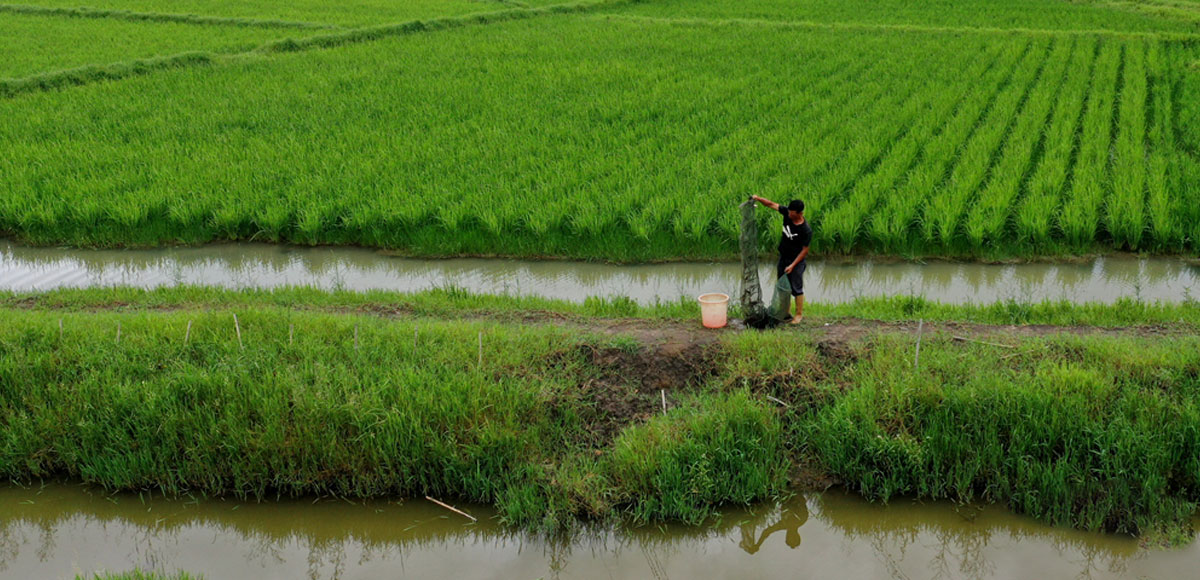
789, 262, 806, 324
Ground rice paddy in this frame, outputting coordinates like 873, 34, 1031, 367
3, 0, 1198, 259
0, 12, 283, 79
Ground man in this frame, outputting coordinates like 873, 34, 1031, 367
750, 196, 811, 324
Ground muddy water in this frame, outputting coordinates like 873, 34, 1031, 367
1, 241, 1198, 304
0, 484, 1195, 580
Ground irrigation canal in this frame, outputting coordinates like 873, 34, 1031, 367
1, 483, 1196, 579
2, 241, 1198, 304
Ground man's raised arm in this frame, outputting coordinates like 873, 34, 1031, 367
751, 195, 780, 211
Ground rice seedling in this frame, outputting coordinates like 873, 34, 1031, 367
821, 43, 1007, 251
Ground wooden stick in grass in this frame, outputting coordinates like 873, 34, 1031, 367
765, 395, 790, 408
116, 322, 121, 344
289, 324, 294, 345
234, 314, 243, 350
478, 331, 482, 367
58, 318, 62, 340
952, 335, 1015, 349
661, 389, 667, 415
354, 324, 359, 351
425, 496, 477, 522
914, 319, 924, 369
185, 320, 192, 345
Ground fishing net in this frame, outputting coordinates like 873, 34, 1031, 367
739, 199, 773, 328
769, 274, 793, 322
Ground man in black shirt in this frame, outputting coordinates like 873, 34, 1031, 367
751, 196, 812, 324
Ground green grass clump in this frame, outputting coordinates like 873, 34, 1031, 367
803, 333, 1200, 539
604, 391, 785, 524
0, 305, 782, 528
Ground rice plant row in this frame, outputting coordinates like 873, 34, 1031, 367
1060, 41, 1123, 248
1014, 37, 1099, 248
818, 43, 1009, 251
963, 37, 1076, 249
920, 37, 1053, 248
865, 39, 1039, 253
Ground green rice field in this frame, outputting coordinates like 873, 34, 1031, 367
2, 0, 1199, 260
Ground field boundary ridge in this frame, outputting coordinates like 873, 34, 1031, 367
590, 12, 1200, 41
0, 2, 341, 30
0, 0, 644, 98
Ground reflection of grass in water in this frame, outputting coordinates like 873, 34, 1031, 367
809, 492, 1138, 578
76, 571, 201, 580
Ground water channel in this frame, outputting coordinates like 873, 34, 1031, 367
2, 241, 1198, 304
0, 483, 1195, 580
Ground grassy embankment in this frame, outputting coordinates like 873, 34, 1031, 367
3, 287, 1200, 542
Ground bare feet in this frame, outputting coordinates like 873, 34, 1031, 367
789, 316, 803, 325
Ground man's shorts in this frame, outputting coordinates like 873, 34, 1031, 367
776, 258, 806, 297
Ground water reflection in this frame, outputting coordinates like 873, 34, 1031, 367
0, 484, 1194, 580
738, 501, 807, 553
3, 242, 1198, 306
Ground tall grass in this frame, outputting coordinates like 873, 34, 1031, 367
800, 333, 1200, 539
76, 572, 201, 580
4, 298, 1200, 536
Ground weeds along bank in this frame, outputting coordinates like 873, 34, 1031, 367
3, 288, 1200, 540
2, 6, 1200, 259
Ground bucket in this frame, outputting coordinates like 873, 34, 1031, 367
698, 293, 729, 329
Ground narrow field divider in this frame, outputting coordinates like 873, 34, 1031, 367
590, 12, 1200, 42
0, 52, 213, 98
0, 3, 340, 30
0, 0, 643, 98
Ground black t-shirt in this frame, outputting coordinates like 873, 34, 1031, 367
777, 206, 812, 262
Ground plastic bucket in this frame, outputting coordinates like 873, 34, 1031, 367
698, 293, 729, 329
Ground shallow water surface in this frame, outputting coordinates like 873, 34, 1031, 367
1, 241, 1198, 305
0, 484, 1195, 579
